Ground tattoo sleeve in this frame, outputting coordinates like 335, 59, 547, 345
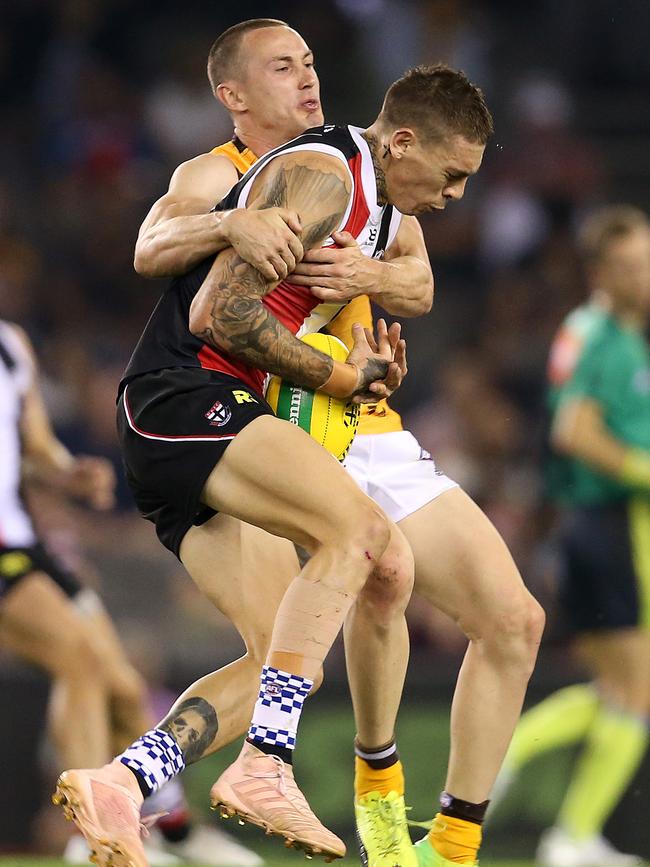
190, 157, 352, 390
159, 696, 219, 765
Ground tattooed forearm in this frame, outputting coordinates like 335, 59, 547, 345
159, 696, 218, 765
190, 155, 354, 389
192, 251, 335, 388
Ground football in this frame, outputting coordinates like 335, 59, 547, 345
266, 332, 360, 461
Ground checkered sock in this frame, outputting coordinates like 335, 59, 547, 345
247, 665, 313, 761
119, 728, 185, 796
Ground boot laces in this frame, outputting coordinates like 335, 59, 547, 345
250, 752, 288, 796
139, 810, 170, 838
366, 797, 410, 857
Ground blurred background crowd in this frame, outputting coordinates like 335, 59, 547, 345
1, 0, 650, 858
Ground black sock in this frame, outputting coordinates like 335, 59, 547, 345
247, 737, 293, 765
440, 791, 490, 825
124, 763, 153, 801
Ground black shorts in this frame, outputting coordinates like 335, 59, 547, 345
556, 499, 650, 633
117, 367, 274, 559
0, 542, 83, 602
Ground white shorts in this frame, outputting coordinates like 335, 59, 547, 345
343, 430, 458, 523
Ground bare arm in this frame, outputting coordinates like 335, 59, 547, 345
289, 215, 434, 316
551, 396, 650, 490
15, 328, 115, 509
189, 152, 395, 400
375, 216, 434, 314
134, 152, 304, 281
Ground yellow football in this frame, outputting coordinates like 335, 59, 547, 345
266, 332, 360, 461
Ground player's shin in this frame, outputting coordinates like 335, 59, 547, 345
557, 703, 649, 840
346, 531, 415, 867
248, 571, 361, 759
209, 540, 384, 860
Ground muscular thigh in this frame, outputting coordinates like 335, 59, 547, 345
181, 512, 300, 654
200, 414, 382, 550
399, 487, 526, 635
0, 572, 91, 674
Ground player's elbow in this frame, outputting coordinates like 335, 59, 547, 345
133, 246, 152, 277
188, 296, 224, 345
402, 275, 433, 317
133, 243, 160, 278
416, 275, 434, 315
188, 301, 210, 339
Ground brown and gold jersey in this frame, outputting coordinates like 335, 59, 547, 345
327, 297, 403, 434
211, 137, 257, 177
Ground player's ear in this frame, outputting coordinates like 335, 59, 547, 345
216, 81, 248, 113
388, 128, 416, 160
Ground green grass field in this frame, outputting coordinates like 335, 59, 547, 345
3, 699, 648, 867
0, 859, 544, 867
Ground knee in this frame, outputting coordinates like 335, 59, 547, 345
598, 638, 650, 714
476, 590, 545, 672
357, 535, 414, 623
337, 502, 391, 575
51, 628, 109, 685
109, 665, 148, 708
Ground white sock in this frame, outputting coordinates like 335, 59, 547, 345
248, 665, 313, 751
119, 728, 185, 795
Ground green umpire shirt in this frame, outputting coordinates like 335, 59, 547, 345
546, 300, 650, 506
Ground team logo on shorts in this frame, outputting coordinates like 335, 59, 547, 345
205, 400, 232, 427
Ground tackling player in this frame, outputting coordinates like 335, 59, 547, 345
493, 206, 650, 867
135, 21, 543, 867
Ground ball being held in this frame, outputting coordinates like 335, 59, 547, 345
266, 332, 360, 461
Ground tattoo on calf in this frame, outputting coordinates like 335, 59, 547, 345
160, 697, 219, 765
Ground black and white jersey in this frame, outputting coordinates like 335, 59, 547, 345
0, 321, 37, 546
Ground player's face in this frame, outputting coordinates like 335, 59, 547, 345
597, 227, 650, 314
384, 133, 484, 216
238, 27, 323, 142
